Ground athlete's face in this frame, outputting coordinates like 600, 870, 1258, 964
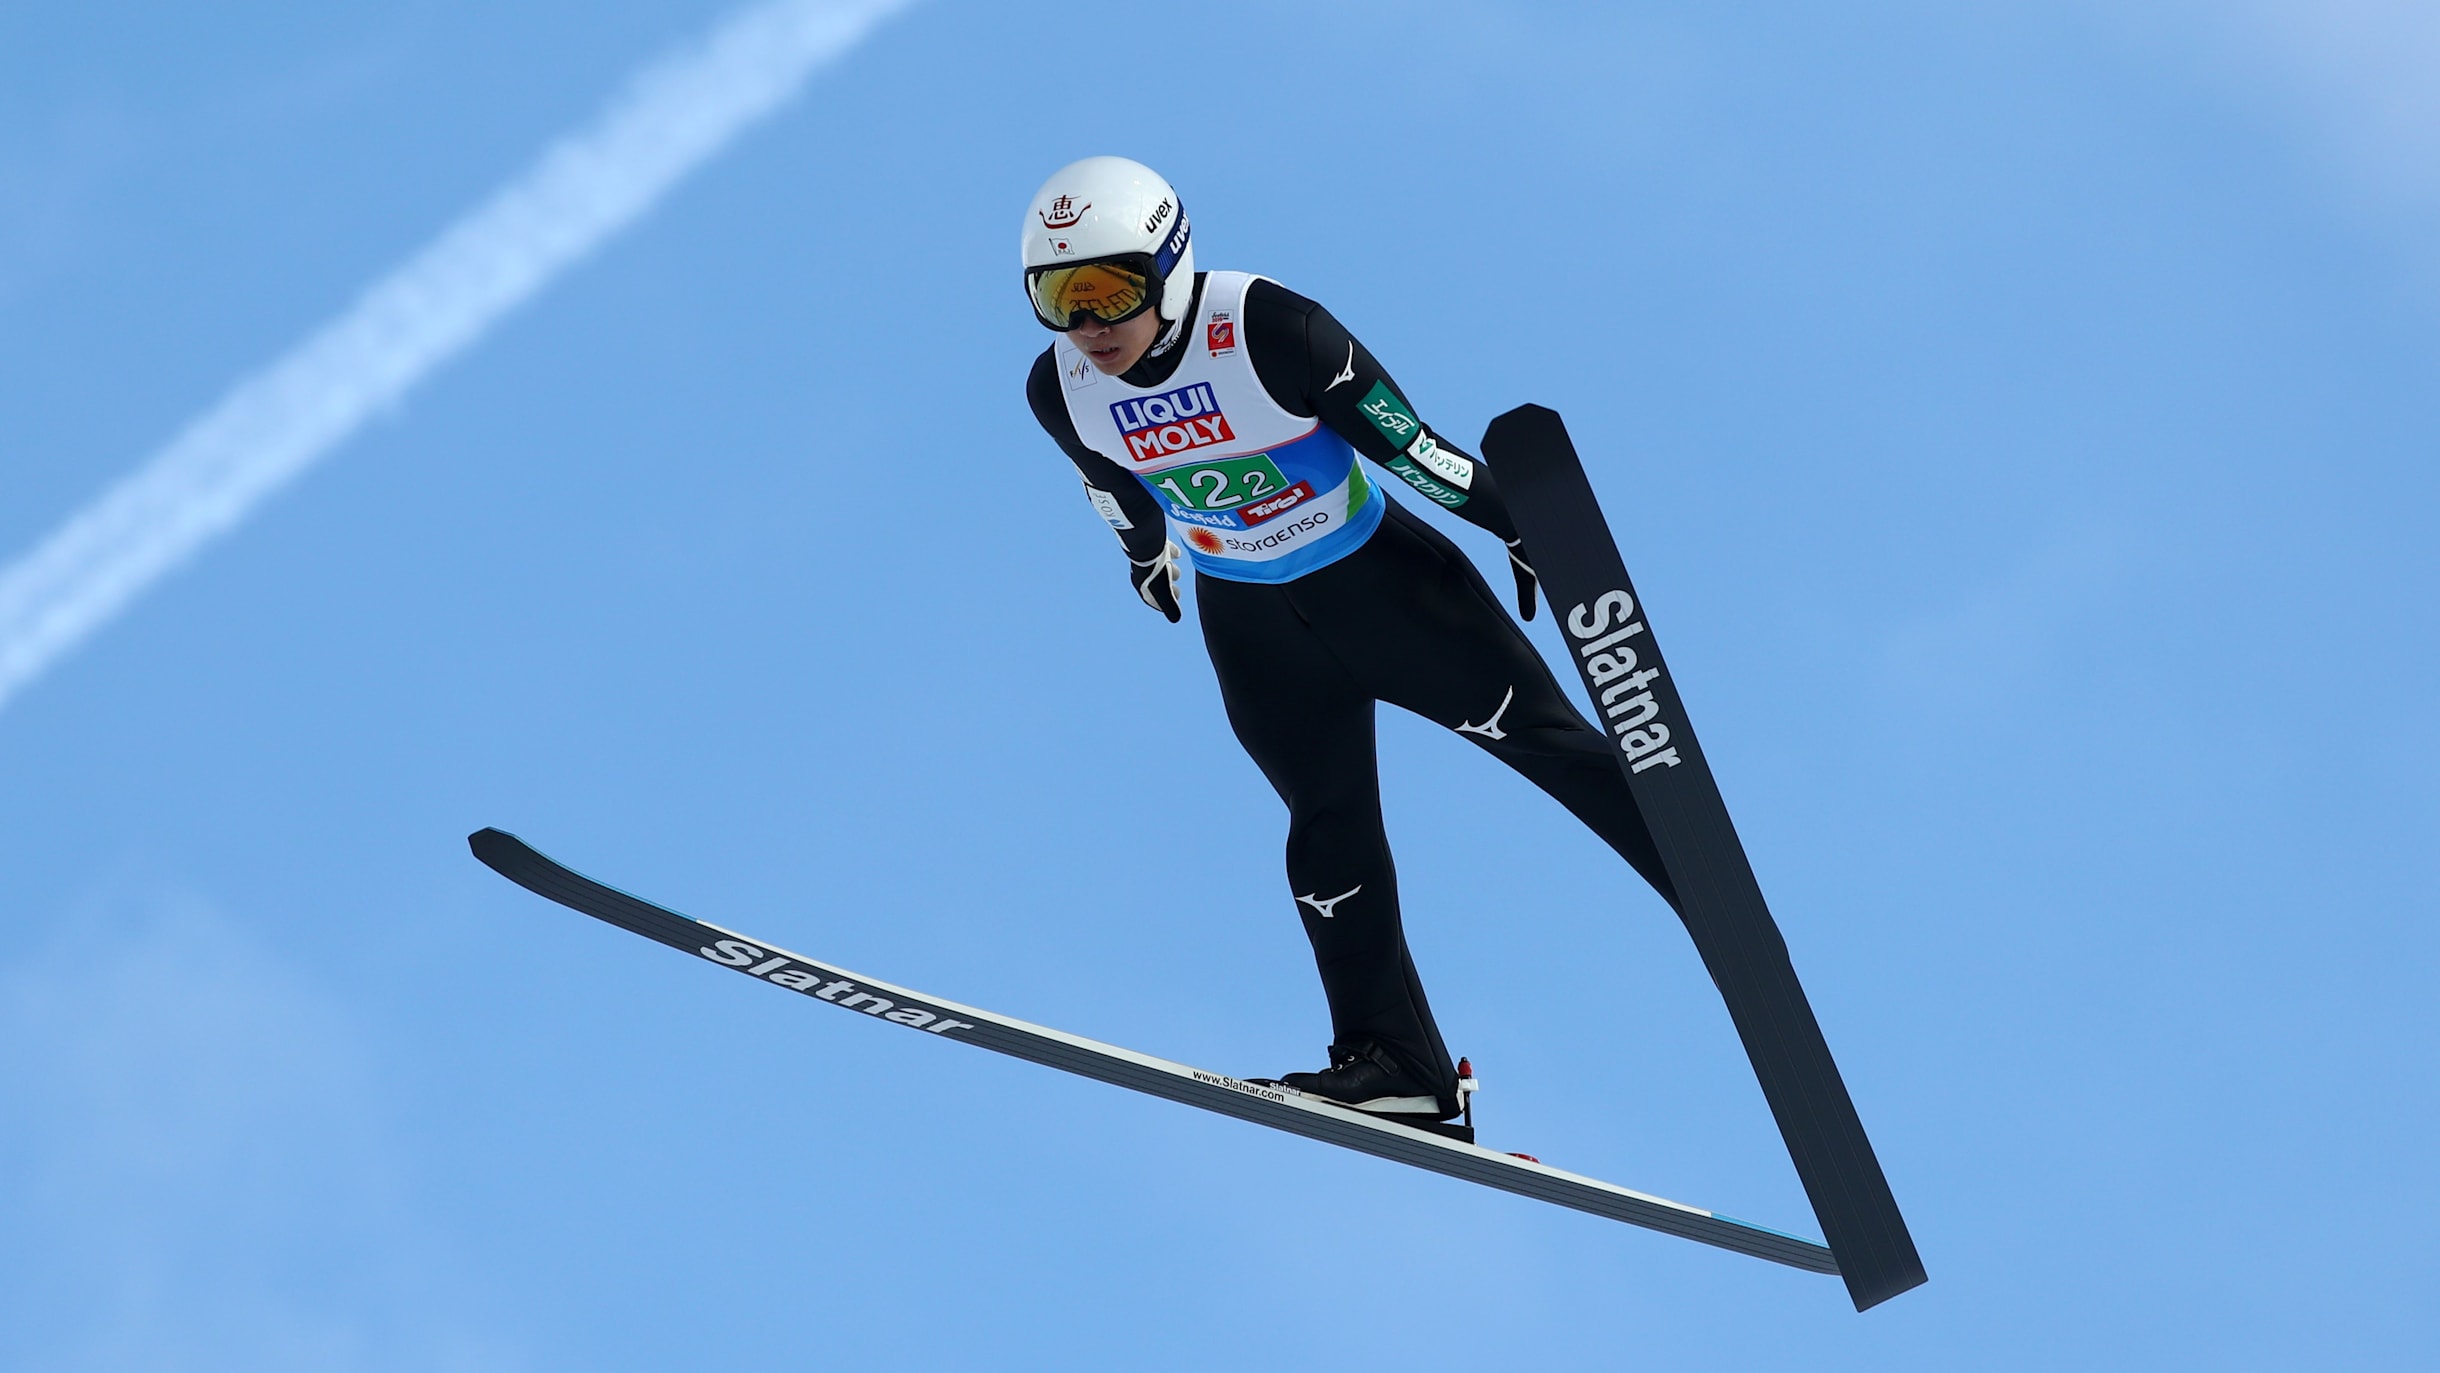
1067, 308, 1163, 375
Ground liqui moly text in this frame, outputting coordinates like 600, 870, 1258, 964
1110, 383, 1234, 463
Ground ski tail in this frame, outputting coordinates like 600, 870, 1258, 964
1483, 404, 1927, 1311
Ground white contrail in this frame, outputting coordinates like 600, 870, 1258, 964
0, 0, 915, 715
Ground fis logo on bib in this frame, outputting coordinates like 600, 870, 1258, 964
1111, 383, 1234, 463
1063, 350, 1099, 390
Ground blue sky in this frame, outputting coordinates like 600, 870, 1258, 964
3, 1, 2435, 1367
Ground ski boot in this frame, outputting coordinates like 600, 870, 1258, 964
1256, 1039, 1479, 1144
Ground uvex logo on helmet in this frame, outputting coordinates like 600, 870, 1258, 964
1159, 208, 1190, 268
1111, 383, 1234, 463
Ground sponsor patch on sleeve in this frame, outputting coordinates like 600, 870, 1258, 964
1385, 455, 1469, 507
1083, 483, 1133, 530
1357, 381, 1423, 447
1405, 431, 1472, 489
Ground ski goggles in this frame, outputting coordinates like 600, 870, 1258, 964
1026, 255, 1159, 331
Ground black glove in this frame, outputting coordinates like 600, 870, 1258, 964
1131, 540, 1183, 623
1504, 537, 1539, 621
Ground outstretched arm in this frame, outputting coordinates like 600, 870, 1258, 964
1241, 281, 1539, 618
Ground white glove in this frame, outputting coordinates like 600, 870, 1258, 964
1130, 540, 1184, 623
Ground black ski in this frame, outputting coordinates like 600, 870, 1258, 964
468, 827, 1840, 1281
1481, 404, 1926, 1311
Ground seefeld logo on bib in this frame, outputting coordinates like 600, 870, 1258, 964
1111, 383, 1234, 464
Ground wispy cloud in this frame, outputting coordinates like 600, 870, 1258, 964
2222, 0, 2440, 211
2089, 2, 2440, 261
0, 0, 915, 716
0, 894, 512, 1370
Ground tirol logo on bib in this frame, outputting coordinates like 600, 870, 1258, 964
1111, 383, 1235, 463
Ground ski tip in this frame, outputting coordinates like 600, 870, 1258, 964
1487, 401, 1562, 425
466, 827, 532, 873
1479, 403, 1574, 457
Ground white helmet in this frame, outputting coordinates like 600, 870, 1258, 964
1021, 156, 1195, 330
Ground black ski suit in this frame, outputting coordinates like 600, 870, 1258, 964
1028, 276, 1677, 1105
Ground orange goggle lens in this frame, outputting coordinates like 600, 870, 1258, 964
1028, 262, 1153, 330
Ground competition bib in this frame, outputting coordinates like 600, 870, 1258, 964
1059, 272, 1382, 584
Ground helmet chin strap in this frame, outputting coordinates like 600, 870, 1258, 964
1146, 309, 1188, 359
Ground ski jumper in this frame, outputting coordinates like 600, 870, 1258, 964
1028, 272, 1678, 1102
